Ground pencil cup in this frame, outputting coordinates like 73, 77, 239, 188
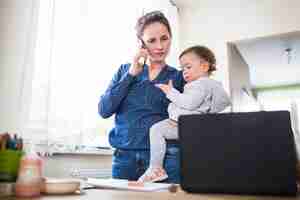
0, 150, 23, 182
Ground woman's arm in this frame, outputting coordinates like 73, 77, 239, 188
98, 64, 135, 118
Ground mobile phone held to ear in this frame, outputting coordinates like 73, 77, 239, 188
140, 39, 146, 49
139, 39, 147, 66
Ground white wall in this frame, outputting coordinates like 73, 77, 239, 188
0, 0, 38, 134
227, 44, 252, 111
177, 0, 300, 91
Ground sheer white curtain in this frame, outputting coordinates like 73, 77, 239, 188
25, 0, 179, 152
25, 0, 145, 151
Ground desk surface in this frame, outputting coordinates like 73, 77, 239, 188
2, 188, 300, 200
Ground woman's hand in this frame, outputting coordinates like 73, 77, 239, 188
155, 80, 173, 94
129, 48, 148, 76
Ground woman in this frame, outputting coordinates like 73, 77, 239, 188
98, 11, 184, 183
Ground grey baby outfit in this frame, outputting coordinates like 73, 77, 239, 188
150, 76, 231, 167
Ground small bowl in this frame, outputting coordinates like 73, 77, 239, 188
41, 178, 80, 194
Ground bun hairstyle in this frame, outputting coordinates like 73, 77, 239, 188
179, 45, 217, 75
135, 11, 172, 39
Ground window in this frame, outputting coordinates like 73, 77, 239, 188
23, 0, 179, 153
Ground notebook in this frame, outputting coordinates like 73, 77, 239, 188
86, 178, 174, 192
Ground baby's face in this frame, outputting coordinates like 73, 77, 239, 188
180, 52, 209, 83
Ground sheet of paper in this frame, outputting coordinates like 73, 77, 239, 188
86, 178, 173, 192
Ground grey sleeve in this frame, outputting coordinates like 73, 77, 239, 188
210, 85, 231, 113
168, 103, 202, 121
166, 84, 208, 110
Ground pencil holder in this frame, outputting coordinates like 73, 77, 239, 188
0, 150, 23, 182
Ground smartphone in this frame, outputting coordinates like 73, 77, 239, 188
139, 39, 147, 66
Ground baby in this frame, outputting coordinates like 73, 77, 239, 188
138, 45, 231, 182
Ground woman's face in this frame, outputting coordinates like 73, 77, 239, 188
141, 22, 171, 64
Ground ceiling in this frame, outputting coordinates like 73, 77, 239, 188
171, 0, 201, 9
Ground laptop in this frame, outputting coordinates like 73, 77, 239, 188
178, 111, 297, 196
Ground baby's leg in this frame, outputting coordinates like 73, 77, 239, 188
150, 119, 178, 168
138, 119, 178, 182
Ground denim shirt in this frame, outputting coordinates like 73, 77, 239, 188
98, 63, 184, 150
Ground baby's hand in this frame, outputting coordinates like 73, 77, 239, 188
155, 80, 173, 94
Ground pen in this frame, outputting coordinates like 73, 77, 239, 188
0, 134, 3, 151
13, 134, 18, 150
0, 133, 9, 151
16, 138, 23, 151
6, 134, 14, 150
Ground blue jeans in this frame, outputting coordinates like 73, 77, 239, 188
112, 143, 180, 183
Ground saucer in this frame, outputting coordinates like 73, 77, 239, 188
41, 177, 81, 194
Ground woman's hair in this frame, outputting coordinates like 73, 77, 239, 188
135, 11, 172, 39
179, 45, 217, 75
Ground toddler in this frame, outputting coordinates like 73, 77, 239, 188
138, 45, 231, 182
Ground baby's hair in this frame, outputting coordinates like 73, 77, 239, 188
135, 11, 172, 39
179, 45, 217, 75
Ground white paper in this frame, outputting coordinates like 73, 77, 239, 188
86, 178, 173, 192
